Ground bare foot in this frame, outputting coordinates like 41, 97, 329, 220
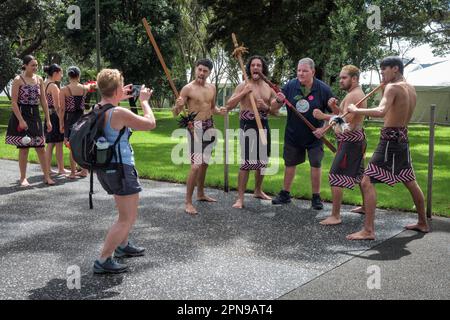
351, 206, 365, 214
19, 178, 30, 187
76, 170, 88, 177
232, 199, 244, 209
66, 174, 79, 179
197, 195, 217, 202
253, 191, 272, 200
346, 229, 375, 240
405, 223, 429, 233
44, 178, 56, 185
185, 203, 198, 216
319, 216, 342, 225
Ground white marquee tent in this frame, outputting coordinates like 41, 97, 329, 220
361, 60, 450, 124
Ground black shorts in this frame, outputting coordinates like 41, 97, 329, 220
96, 163, 142, 196
283, 143, 324, 168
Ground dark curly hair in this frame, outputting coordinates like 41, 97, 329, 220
245, 55, 269, 78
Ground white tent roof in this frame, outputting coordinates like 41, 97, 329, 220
360, 62, 424, 86
361, 60, 450, 87
406, 60, 450, 86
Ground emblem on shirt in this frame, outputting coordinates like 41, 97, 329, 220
296, 99, 310, 113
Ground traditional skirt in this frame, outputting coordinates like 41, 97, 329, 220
329, 129, 366, 189
44, 107, 64, 143
64, 109, 84, 140
188, 118, 216, 165
5, 104, 45, 148
364, 127, 416, 186
239, 110, 271, 171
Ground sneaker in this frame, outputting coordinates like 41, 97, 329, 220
272, 190, 292, 205
114, 242, 145, 258
93, 257, 128, 274
311, 194, 323, 210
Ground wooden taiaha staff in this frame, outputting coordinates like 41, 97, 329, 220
231, 33, 267, 146
324, 58, 416, 134
257, 71, 337, 153
142, 18, 186, 116
322, 58, 414, 133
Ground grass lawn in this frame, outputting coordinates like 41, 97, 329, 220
0, 105, 449, 217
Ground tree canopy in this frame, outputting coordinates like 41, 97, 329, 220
1, 0, 449, 102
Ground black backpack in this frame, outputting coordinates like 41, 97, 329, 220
69, 103, 125, 209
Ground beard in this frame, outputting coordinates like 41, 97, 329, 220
340, 83, 351, 91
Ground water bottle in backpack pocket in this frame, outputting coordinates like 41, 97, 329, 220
95, 136, 110, 165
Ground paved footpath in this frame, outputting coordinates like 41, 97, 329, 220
0, 159, 448, 300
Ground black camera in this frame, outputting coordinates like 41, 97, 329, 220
127, 85, 142, 98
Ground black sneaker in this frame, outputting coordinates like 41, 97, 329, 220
272, 190, 292, 205
114, 242, 145, 258
93, 257, 128, 274
311, 194, 323, 210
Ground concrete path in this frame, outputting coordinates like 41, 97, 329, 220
0, 159, 447, 300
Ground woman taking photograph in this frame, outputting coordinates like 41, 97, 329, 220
93, 69, 156, 274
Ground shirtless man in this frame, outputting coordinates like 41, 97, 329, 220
173, 59, 226, 215
226, 56, 275, 208
313, 65, 367, 225
346, 56, 429, 240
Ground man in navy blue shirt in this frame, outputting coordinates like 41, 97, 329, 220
271, 58, 338, 209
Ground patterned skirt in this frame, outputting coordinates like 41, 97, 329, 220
239, 110, 271, 171
364, 127, 416, 186
329, 129, 366, 189
5, 104, 45, 148
188, 118, 216, 165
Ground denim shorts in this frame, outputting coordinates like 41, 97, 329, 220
96, 163, 142, 196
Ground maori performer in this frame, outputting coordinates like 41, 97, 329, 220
226, 55, 275, 208
173, 59, 227, 216
43, 64, 69, 176
5, 55, 55, 186
60, 66, 95, 179
346, 56, 429, 240
313, 65, 367, 225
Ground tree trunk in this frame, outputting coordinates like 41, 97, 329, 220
2, 87, 11, 100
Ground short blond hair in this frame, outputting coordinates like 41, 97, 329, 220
97, 69, 123, 98
341, 65, 360, 80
